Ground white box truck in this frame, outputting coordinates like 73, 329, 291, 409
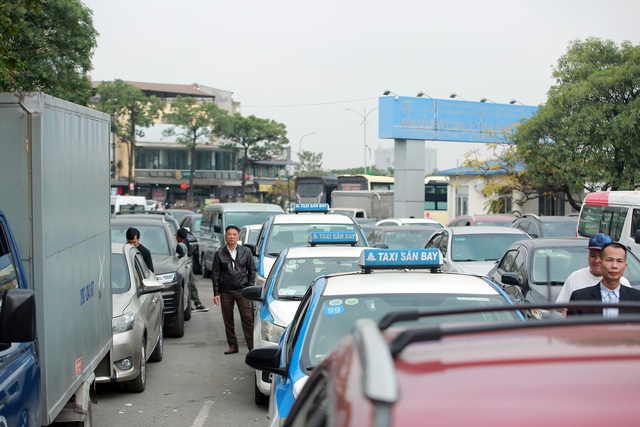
330, 190, 394, 220
0, 93, 113, 425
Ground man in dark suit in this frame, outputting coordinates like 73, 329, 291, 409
568, 242, 640, 316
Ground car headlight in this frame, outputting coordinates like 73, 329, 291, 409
113, 312, 136, 333
156, 271, 177, 284
261, 320, 285, 344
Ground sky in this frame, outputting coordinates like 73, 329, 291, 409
82, 0, 640, 172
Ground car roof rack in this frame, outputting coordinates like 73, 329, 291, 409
352, 303, 640, 426
378, 302, 640, 357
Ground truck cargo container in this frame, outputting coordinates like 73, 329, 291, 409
0, 92, 113, 425
330, 190, 394, 220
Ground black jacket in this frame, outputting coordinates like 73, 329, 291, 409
212, 245, 256, 296
137, 243, 154, 272
567, 283, 640, 316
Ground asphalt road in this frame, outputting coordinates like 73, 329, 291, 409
93, 274, 269, 427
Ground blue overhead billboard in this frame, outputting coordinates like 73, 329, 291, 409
378, 96, 538, 142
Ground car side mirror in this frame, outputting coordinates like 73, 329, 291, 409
635, 229, 640, 244
501, 272, 523, 287
245, 346, 287, 377
242, 285, 264, 302
243, 243, 257, 256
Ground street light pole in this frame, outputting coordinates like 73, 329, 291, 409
346, 107, 378, 174
299, 131, 317, 153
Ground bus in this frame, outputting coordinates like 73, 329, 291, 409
577, 191, 640, 255
294, 175, 339, 205
337, 174, 394, 191
424, 176, 449, 224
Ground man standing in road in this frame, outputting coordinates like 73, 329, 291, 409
568, 242, 640, 316
176, 227, 208, 312
126, 227, 154, 272
212, 225, 256, 354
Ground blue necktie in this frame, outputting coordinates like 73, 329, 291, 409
603, 290, 618, 317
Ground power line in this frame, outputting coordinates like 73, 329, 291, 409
242, 96, 378, 108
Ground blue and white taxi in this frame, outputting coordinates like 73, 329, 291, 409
244, 203, 369, 287
242, 231, 365, 405
245, 248, 522, 427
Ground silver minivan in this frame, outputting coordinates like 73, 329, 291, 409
198, 203, 284, 277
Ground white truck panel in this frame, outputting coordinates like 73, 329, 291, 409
0, 93, 112, 424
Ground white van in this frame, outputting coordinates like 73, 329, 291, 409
111, 195, 147, 214
577, 191, 640, 256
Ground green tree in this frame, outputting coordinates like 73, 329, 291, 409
96, 80, 165, 192
0, 0, 97, 105
268, 177, 294, 210
162, 97, 228, 205
217, 114, 288, 198
296, 150, 324, 176
513, 38, 640, 210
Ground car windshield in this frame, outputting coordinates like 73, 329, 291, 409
475, 221, 512, 226
384, 229, 437, 249
243, 228, 260, 246
541, 220, 578, 237
451, 234, 527, 261
265, 224, 366, 256
530, 245, 640, 286
111, 224, 170, 256
191, 216, 202, 232
225, 211, 280, 229
111, 253, 130, 294
531, 246, 588, 284
302, 293, 519, 369
273, 257, 361, 298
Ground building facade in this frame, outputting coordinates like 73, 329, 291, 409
92, 81, 292, 208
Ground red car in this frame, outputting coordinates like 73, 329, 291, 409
284, 305, 640, 427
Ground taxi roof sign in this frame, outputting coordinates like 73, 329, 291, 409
293, 203, 329, 214
308, 231, 358, 246
358, 248, 442, 270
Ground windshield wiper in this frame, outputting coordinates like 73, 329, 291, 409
277, 295, 303, 300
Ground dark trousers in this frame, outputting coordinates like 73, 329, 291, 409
220, 290, 254, 351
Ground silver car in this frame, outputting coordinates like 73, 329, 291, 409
425, 226, 531, 275
98, 243, 165, 393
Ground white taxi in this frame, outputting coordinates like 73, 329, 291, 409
245, 248, 522, 426
242, 231, 365, 405
244, 203, 369, 287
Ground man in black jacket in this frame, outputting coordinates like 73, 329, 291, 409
212, 225, 257, 354
568, 242, 640, 316
126, 227, 154, 272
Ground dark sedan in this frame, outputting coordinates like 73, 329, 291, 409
487, 237, 640, 319
111, 215, 192, 337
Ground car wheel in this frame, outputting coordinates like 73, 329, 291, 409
254, 373, 269, 406
165, 289, 185, 338
148, 327, 163, 363
124, 340, 146, 393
